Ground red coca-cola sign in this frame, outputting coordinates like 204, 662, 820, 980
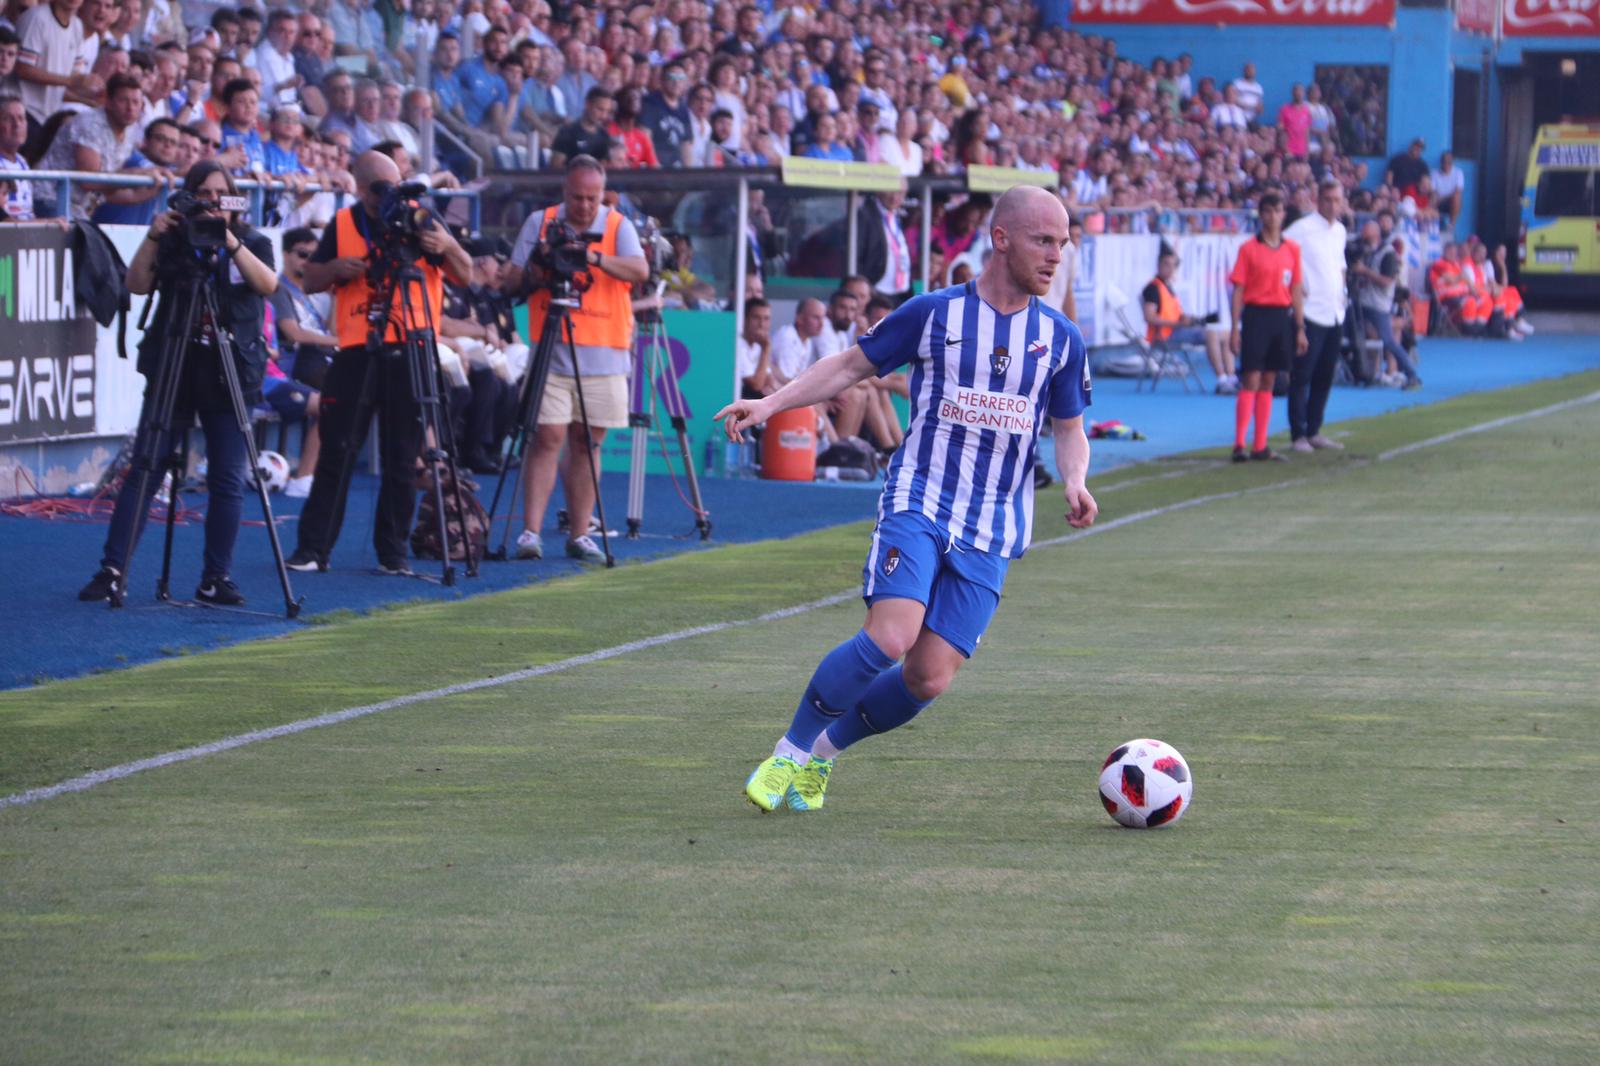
1456, 0, 1498, 33
1071, 0, 1396, 25
1502, 0, 1600, 34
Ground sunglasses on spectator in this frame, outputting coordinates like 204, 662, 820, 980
199, 137, 221, 149
289, 246, 314, 258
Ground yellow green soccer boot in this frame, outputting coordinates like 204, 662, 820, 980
744, 755, 802, 812
784, 755, 835, 811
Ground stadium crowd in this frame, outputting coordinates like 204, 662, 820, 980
2, 0, 1452, 239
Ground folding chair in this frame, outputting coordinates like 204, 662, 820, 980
1103, 286, 1205, 394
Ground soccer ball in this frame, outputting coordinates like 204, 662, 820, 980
255, 450, 291, 492
1097, 738, 1193, 828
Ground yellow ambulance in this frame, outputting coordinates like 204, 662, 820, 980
1519, 124, 1600, 299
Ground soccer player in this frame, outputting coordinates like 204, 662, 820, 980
1227, 191, 1305, 462
715, 186, 1098, 813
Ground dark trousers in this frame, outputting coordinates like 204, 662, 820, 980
1288, 320, 1342, 441
294, 347, 422, 567
102, 408, 248, 580
462, 366, 516, 460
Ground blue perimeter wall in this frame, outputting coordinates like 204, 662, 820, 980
1040, 6, 1600, 241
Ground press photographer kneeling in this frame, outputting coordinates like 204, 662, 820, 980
285, 150, 472, 575
79, 163, 279, 608
506, 156, 648, 563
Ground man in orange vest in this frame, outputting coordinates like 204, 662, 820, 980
285, 149, 473, 574
1427, 242, 1472, 330
506, 155, 649, 563
1141, 246, 1235, 394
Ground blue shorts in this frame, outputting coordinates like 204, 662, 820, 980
862, 510, 1010, 658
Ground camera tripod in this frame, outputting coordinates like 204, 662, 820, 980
625, 304, 710, 540
318, 258, 480, 585
482, 294, 616, 568
109, 260, 302, 618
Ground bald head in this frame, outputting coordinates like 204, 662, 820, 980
354, 149, 401, 190
991, 184, 1068, 238
987, 184, 1071, 300
795, 297, 826, 339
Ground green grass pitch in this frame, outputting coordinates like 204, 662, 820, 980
2, 373, 1598, 1064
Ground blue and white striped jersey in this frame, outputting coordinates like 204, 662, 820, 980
858, 282, 1091, 559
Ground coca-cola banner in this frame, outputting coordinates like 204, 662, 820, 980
1502, 0, 1600, 34
1456, 0, 1498, 33
1071, 0, 1396, 25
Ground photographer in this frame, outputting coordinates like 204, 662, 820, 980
285, 149, 472, 575
1352, 220, 1421, 390
506, 155, 648, 562
78, 162, 278, 606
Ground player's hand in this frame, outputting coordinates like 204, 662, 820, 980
1064, 483, 1098, 529
715, 397, 772, 442
1295, 328, 1309, 356
329, 256, 367, 282
1229, 326, 1241, 356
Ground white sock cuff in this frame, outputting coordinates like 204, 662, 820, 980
812, 732, 842, 761
773, 737, 811, 765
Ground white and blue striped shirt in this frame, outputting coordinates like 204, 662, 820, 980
859, 282, 1091, 559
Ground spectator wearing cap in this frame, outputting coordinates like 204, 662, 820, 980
550, 85, 614, 169
249, 9, 300, 108
640, 59, 691, 168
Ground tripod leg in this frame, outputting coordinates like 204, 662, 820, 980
155, 427, 188, 601
625, 335, 651, 538
652, 320, 712, 540
562, 319, 614, 568
205, 285, 303, 618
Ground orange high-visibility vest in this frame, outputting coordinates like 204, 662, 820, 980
332, 205, 446, 351
525, 206, 634, 351
1145, 276, 1182, 343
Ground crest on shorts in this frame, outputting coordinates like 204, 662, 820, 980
882, 546, 901, 577
990, 346, 1011, 375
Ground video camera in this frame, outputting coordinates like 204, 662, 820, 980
167, 189, 250, 253
526, 218, 600, 303
638, 217, 678, 287
370, 180, 436, 263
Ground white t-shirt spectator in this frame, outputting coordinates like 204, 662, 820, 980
1043, 239, 1078, 315
877, 132, 922, 177
1071, 168, 1107, 207
37, 107, 138, 218
1211, 102, 1248, 132
1307, 101, 1334, 151
0, 151, 36, 220
1283, 211, 1348, 328
16, 4, 85, 124
1431, 165, 1464, 202
251, 39, 299, 106
735, 335, 765, 384
1231, 76, 1264, 120
769, 323, 828, 383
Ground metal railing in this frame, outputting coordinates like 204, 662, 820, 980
1092, 207, 1261, 236
16, 170, 483, 232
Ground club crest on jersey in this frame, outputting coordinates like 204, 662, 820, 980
882, 547, 901, 577
990, 346, 1010, 374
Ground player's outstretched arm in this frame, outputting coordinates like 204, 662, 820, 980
715, 346, 878, 441
1053, 414, 1098, 529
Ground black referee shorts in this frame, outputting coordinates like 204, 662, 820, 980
1239, 305, 1293, 374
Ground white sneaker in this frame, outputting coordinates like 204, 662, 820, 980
515, 530, 543, 559
565, 534, 606, 563
1308, 434, 1345, 451
284, 474, 313, 498
1291, 438, 1314, 453
1516, 318, 1535, 335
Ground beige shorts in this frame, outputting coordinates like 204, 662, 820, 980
535, 373, 630, 428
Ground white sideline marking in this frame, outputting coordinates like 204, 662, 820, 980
6, 389, 1598, 811
1376, 389, 1600, 462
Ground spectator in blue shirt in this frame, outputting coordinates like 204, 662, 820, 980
317, 70, 359, 141
803, 113, 852, 162
218, 78, 265, 175
262, 104, 310, 177
456, 23, 510, 130
431, 31, 497, 161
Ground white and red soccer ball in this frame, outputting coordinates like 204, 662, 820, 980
1098, 738, 1193, 828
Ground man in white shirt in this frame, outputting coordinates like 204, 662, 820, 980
1210, 85, 1249, 132
1430, 149, 1464, 230
13, 0, 93, 134
1283, 177, 1349, 453
1231, 62, 1263, 123
770, 297, 830, 384
0, 93, 36, 220
736, 296, 776, 398
249, 10, 301, 109
1069, 148, 1112, 212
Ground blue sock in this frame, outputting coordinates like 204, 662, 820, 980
783, 629, 895, 750
822, 664, 933, 753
